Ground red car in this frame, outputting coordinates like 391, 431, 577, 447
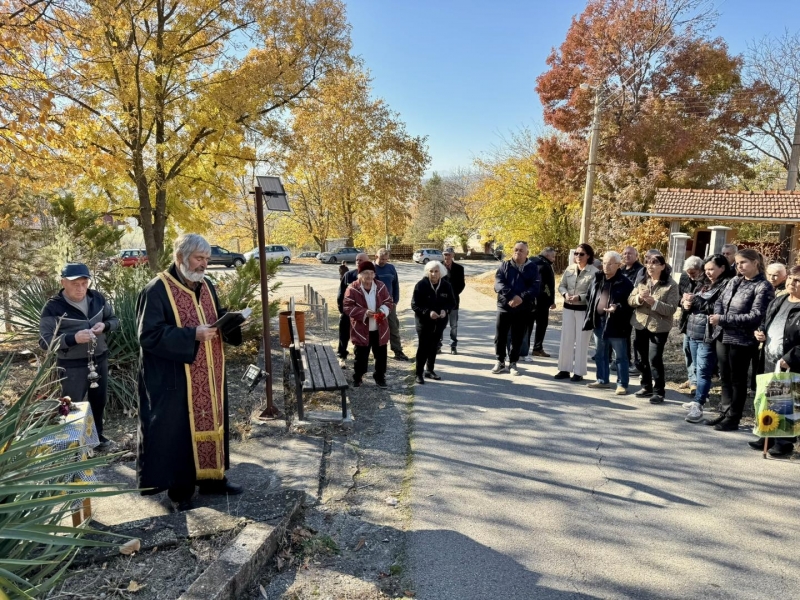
117, 249, 148, 267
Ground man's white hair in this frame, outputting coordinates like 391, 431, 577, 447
722, 243, 738, 253
424, 260, 448, 278
603, 251, 622, 263
174, 233, 211, 264
767, 263, 787, 274
683, 256, 704, 271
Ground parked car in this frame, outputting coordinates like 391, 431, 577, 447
209, 245, 246, 268
413, 248, 444, 264
105, 249, 148, 268
243, 245, 292, 264
317, 247, 362, 264
297, 251, 319, 259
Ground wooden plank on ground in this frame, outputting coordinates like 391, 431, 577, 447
322, 345, 348, 389
304, 345, 325, 391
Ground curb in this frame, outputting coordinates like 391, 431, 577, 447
178, 490, 303, 600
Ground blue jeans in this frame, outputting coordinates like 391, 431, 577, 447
687, 338, 716, 405
593, 329, 629, 388
683, 334, 695, 386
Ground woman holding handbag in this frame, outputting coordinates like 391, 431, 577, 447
681, 254, 732, 423
628, 254, 680, 404
707, 249, 774, 431
749, 265, 800, 455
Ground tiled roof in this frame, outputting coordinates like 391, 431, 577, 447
651, 188, 800, 221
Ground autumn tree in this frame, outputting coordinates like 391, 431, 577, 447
2, 0, 352, 269
535, 0, 776, 249
283, 66, 429, 249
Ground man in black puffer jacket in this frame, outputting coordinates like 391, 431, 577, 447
491, 242, 540, 376
39, 263, 119, 446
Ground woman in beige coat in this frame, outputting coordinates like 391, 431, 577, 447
629, 254, 679, 403
555, 243, 599, 382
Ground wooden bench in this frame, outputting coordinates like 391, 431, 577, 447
286, 315, 350, 421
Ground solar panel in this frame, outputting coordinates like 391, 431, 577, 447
256, 176, 290, 212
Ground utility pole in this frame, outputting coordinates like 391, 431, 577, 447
580, 89, 602, 244
779, 93, 800, 262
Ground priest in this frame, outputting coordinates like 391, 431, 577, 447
136, 233, 243, 511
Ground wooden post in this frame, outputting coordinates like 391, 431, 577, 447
256, 185, 280, 419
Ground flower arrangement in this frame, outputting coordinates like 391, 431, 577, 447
58, 396, 74, 417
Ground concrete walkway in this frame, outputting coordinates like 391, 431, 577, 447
408, 286, 800, 599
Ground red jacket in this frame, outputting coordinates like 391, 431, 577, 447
343, 280, 393, 346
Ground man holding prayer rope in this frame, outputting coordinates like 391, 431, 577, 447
136, 233, 244, 511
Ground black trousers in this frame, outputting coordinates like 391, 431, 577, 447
494, 311, 527, 363
634, 329, 668, 395
716, 341, 757, 423
416, 320, 444, 376
531, 303, 550, 351
337, 313, 350, 358
353, 330, 387, 381
58, 353, 109, 438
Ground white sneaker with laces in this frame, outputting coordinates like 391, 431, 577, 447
523, 356, 535, 363
685, 402, 704, 423
509, 363, 521, 376
681, 401, 693, 410
491, 361, 506, 374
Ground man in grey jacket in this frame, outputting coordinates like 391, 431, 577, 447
39, 263, 119, 447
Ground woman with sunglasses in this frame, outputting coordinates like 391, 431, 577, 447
707, 249, 774, 431
681, 254, 732, 423
555, 243, 598, 382
629, 254, 679, 403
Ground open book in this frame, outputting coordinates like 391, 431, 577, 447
210, 307, 252, 335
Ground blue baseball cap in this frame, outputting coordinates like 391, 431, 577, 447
61, 263, 91, 280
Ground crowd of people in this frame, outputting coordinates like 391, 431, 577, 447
336, 240, 800, 459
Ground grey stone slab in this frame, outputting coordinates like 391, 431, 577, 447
322, 437, 359, 504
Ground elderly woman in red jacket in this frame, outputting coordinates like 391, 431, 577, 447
343, 260, 394, 388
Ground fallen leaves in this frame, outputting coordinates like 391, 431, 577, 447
119, 539, 141, 555
126, 580, 144, 592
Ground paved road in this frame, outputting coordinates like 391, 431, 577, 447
407, 285, 800, 599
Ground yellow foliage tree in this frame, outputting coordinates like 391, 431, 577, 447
1, 0, 351, 268
283, 66, 429, 250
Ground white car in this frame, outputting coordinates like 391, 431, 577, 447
413, 248, 444, 264
244, 244, 292, 264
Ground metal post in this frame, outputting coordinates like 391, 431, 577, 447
255, 186, 279, 419
579, 89, 602, 244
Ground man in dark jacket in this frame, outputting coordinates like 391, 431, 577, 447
678, 256, 707, 393
491, 241, 540, 376
583, 251, 634, 393
439, 247, 466, 354
136, 234, 244, 511
620, 246, 643, 285
336, 252, 369, 367
529, 248, 556, 358
39, 263, 119, 448
375, 249, 409, 361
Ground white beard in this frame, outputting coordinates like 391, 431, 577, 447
179, 261, 205, 283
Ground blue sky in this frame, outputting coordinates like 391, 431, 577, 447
344, 0, 800, 174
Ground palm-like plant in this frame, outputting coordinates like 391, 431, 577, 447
0, 354, 131, 598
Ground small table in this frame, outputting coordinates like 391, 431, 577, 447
38, 401, 100, 525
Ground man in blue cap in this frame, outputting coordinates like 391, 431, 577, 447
39, 263, 119, 449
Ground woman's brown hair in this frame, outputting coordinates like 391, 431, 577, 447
734, 248, 765, 274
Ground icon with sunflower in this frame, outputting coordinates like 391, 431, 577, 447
758, 409, 781, 434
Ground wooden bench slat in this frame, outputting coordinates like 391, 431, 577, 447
315, 345, 338, 389
323, 345, 349, 388
305, 344, 325, 390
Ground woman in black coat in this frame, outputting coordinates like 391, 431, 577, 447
411, 261, 455, 384
750, 265, 800, 456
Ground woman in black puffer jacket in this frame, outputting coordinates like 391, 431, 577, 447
411, 261, 455, 384
681, 254, 732, 424
708, 249, 775, 431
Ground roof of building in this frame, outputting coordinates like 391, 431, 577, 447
621, 188, 800, 223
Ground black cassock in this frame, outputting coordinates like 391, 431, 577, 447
135, 263, 242, 495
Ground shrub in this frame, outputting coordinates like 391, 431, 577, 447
0, 354, 130, 597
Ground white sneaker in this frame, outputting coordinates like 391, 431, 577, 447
491, 361, 506, 374
509, 363, 521, 376
685, 402, 703, 423
681, 401, 693, 409
523, 356, 535, 363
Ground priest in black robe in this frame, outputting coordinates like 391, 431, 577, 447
136, 233, 243, 510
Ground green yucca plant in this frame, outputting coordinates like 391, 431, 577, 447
0, 354, 132, 599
